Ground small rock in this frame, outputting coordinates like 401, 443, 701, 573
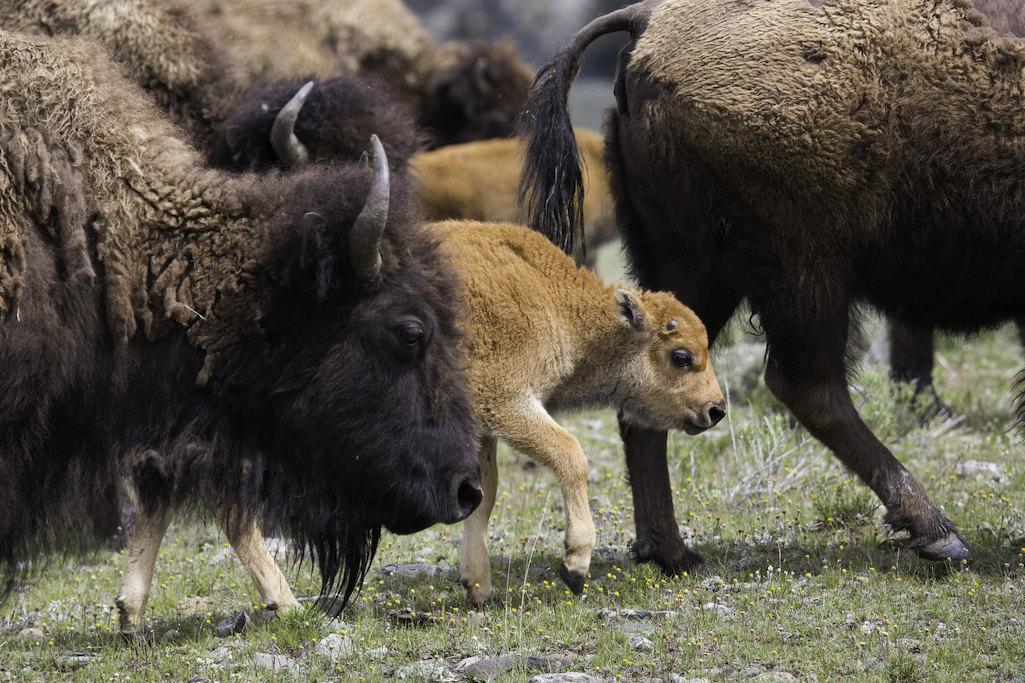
379, 563, 439, 579
529, 674, 602, 683
619, 620, 654, 636
699, 576, 726, 592
252, 652, 301, 676
702, 602, 733, 616
955, 460, 1010, 486
60, 654, 96, 671
216, 610, 251, 637
396, 660, 456, 681
628, 635, 654, 652
316, 633, 354, 661
209, 645, 236, 665
186, 678, 210, 683
18, 626, 45, 640
368, 646, 390, 660
740, 665, 766, 678
457, 655, 516, 680
752, 674, 799, 682
667, 678, 713, 683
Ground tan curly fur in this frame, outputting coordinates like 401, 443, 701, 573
0, 31, 278, 376
413, 130, 618, 268
0, 0, 246, 145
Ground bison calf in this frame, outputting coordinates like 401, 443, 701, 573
430, 221, 725, 603
413, 130, 618, 269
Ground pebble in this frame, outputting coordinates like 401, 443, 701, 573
379, 563, 440, 579
752, 674, 799, 682
252, 652, 301, 676
628, 635, 654, 652
456, 653, 577, 680
955, 460, 1010, 486
702, 602, 734, 616
315, 633, 354, 661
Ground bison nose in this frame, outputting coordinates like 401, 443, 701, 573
454, 477, 483, 521
703, 401, 727, 427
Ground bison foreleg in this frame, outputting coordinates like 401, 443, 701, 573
115, 502, 171, 639
459, 436, 499, 606
493, 398, 595, 595
217, 514, 299, 614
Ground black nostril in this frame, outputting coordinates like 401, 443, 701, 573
707, 404, 726, 425
457, 479, 483, 517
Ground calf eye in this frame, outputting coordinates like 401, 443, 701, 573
671, 349, 693, 368
398, 322, 426, 346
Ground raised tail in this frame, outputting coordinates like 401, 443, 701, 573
518, 1, 656, 254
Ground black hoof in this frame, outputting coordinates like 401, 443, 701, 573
916, 532, 973, 562
633, 540, 704, 576
559, 564, 586, 595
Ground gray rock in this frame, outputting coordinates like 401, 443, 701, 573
368, 646, 390, 660
252, 653, 301, 676
396, 660, 457, 681
752, 674, 799, 682
628, 635, 654, 652
619, 620, 655, 636
741, 665, 767, 678
667, 678, 713, 683
597, 608, 678, 622
456, 654, 576, 680
216, 610, 251, 637
18, 626, 45, 640
209, 645, 236, 665
379, 563, 439, 579
316, 633, 354, 661
955, 460, 1010, 486
702, 602, 733, 616
528, 674, 603, 683
60, 654, 96, 671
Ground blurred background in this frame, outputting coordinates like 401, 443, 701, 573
408, 0, 633, 130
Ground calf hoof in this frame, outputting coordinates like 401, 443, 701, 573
465, 582, 497, 607
916, 532, 973, 563
633, 538, 704, 576
559, 563, 587, 595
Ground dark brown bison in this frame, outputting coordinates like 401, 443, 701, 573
0, 30, 480, 628
212, 77, 425, 172
521, 0, 1025, 570
886, 0, 1025, 414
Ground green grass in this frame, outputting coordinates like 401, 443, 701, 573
3, 306, 1025, 681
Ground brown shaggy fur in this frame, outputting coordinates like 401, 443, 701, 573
432, 221, 723, 602
413, 130, 618, 268
189, 0, 535, 145
0, 0, 245, 146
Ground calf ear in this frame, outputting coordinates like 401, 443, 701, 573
615, 289, 646, 331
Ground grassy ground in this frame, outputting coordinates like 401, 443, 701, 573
2, 247, 1024, 681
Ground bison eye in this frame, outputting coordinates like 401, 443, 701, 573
671, 349, 693, 369
398, 322, 426, 346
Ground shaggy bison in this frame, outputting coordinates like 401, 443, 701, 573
521, 0, 1025, 569
188, 0, 535, 147
0, 31, 481, 623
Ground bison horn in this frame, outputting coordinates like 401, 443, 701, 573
350, 135, 390, 282
271, 80, 314, 165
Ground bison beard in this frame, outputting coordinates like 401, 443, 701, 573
521, 0, 1025, 568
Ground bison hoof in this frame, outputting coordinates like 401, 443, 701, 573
559, 564, 587, 595
465, 583, 497, 607
633, 539, 704, 576
916, 532, 973, 563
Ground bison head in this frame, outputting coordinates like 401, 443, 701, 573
613, 290, 726, 436
424, 39, 534, 147
224, 137, 480, 600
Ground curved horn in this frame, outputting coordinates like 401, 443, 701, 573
270, 80, 315, 165
349, 134, 390, 282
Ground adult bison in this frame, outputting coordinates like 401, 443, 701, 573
520, 0, 1025, 569
0, 30, 481, 616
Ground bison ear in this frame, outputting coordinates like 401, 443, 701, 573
299, 211, 336, 301
615, 289, 646, 332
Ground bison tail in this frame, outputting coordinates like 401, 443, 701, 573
518, 1, 654, 255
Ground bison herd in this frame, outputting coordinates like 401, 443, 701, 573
0, 0, 1021, 637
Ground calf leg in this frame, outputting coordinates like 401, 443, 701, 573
115, 502, 171, 637
765, 312, 970, 561
459, 436, 499, 606
218, 513, 299, 613
492, 399, 595, 594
